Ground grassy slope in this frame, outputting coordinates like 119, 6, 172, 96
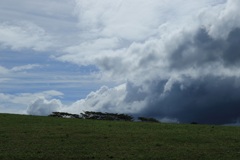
0, 114, 240, 160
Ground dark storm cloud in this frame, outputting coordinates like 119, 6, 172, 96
128, 27, 240, 124
137, 76, 240, 124
124, 82, 147, 103
169, 28, 221, 69
223, 28, 240, 65
170, 27, 240, 69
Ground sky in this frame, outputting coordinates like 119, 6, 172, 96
1, 0, 240, 124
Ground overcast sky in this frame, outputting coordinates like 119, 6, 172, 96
1, 0, 240, 124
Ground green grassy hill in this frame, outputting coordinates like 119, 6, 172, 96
0, 113, 240, 160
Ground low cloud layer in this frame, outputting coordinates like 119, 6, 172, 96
0, 90, 63, 114
27, 97, 63, 116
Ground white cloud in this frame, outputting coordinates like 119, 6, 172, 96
0, 90, 63, 105
27, 97, 63, 116
61, 83, 146, 114
11, 64, 41, 72
0, 66, 9, 74
199, 0, 240, 39
0, 64, 41, 74
57, 0, 230, 82
60, 37, 122, 65
0, 90, 64, 114
74, 0, 216, 41
0, 0, 81, 51
0, 0, 77, 33
0, 22, 52, 51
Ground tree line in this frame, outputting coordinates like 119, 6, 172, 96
49, 111, 159, 123
80, 111, 134, 121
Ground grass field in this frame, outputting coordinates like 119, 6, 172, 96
0, 113, 240, 160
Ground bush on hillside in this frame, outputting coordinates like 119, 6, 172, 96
138, 117, 159, 123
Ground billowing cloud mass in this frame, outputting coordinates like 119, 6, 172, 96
0, 90, 63, 115
56, 0, 240, 125
2, 0, 240, 125
27, 97, 63, 116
